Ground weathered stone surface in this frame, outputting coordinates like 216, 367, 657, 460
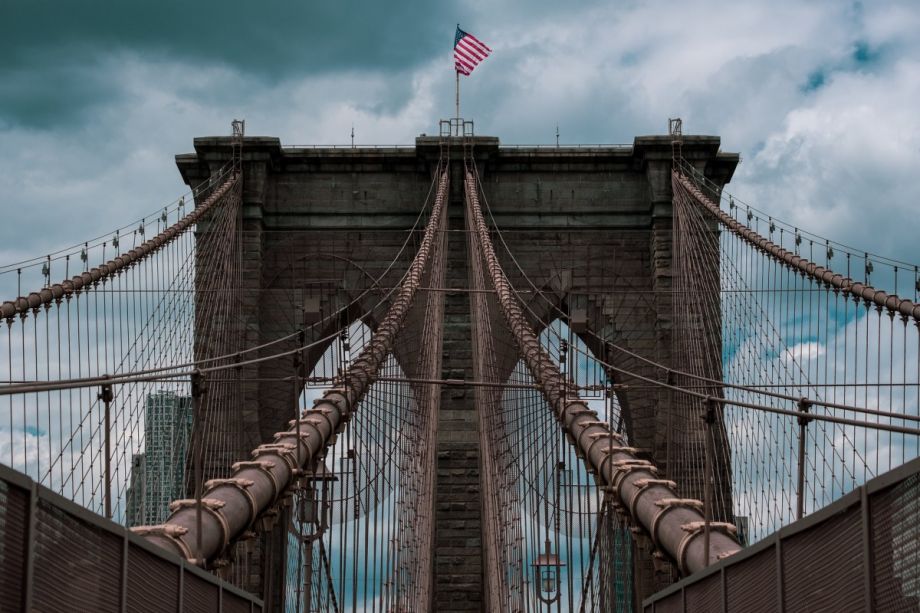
433, 181, 484, 608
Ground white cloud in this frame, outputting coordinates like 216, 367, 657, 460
741, 59, 920, 245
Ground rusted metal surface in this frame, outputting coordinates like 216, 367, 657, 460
134, 168, 449, 568
465, 169, 742, 576
0, 173, 239, 320
674, 170, 920, 323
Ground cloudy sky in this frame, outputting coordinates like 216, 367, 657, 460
2, 0, 919, 274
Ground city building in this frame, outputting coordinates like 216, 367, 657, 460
125, 390, 193, 526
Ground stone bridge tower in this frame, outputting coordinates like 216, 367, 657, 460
177, 131, 738, 610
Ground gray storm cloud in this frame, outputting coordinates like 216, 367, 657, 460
1, 0, 919, 272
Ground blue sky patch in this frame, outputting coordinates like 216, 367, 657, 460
852, 40, 880, 65
22, 424, 46, 437
803, 70, 826, 93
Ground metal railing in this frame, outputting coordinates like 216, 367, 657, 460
280, 143, 636, 150
283, 144, 414, 150
642, 455, 920, 612
499, 143, 633, 149
0, 462, 262, 612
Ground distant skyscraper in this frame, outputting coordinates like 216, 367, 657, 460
125, 453, 145, 526
125, 390, 193, 526
734, 515, 750, 547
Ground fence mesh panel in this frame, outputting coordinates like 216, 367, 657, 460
684, 573, 721, 611
127, 542, 182, 612
725, 547, 774, 610
34, 499, 122, 611
872, 472, 920, 611
0, 481, 26, 611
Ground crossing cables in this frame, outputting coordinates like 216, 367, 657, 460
133, 166, 450, 569
464, 166, 742, 576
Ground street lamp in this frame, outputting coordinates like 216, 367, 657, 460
532, 538, 565, 604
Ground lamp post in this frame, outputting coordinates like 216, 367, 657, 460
532, 538, 565, 605
293, 461, 338, 613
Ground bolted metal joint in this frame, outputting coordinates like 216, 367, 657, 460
97, 383, 114, 404
130, 524, 194, 560
676, 521, 739, 574
131, 524, 188, 538
797, 397, 814, 426
651, 549, 676, 575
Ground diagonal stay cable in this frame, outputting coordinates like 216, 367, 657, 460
0, 161, 443, 392
465, 163, 742, 575
674, 168, 920, 323
0, 172, 239, 319
471, 162, 920, 423
131, 165, 449, 567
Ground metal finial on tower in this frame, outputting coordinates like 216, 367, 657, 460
231, 119, 245, 169
351, 124, 355, 149
668, 117, 682, 137
668, 117, 683, 163
555, 124, 559, 148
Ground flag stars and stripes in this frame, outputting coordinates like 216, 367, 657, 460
454, 26, 491, 76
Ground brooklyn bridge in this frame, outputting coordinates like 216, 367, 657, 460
1, 119, 917, 612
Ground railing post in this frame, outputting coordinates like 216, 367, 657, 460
335, 324, 350, 391
703, 397, 716, 564
665, 369, 674, 478
859, 485, 876, 611
292, 338, 303, 461
559, 339, 568, 402
99, 382, 114, 519
120, 530, 129, 613
796, 398, 812, 521
191, 371, 206, 563
23, 483, 37, 612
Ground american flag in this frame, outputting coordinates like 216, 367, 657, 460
454, 26, 491, 76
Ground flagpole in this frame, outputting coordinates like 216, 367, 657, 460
455, 70, 460, 136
